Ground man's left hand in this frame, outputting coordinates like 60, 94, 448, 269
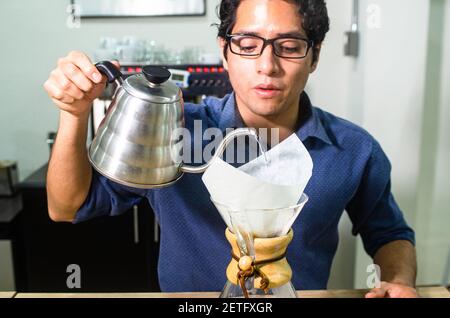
365, 281, 419, 298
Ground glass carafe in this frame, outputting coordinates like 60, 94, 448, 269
211, 194, 308, 298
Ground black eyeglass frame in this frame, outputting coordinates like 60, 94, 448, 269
225, 33, 314, 59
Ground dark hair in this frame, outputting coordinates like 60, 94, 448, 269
213, 0, 330, 63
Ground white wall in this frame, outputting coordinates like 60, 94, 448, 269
310, 0, 438, 288
348, 0, 430, 288
349, 0, 450, 288
310, 0, 431, 288
308, 0, 357, 289
414, 0, 450, 286
308, 0, 354, 120
432, 0, 450, 286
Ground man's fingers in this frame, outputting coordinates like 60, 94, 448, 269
43, 79, 74, 104
59, 60, 94, 93
66, 51, 103, 84
50, 69, 85, 100
365, 288, 387, 298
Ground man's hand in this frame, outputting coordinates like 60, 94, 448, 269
43, 51, 120, 119
365, 281, 419, 298
367, 240, 417, 298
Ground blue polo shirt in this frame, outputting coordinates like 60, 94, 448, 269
74, 92, 415, 292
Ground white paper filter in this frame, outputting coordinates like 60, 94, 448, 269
202, 134, 313, 236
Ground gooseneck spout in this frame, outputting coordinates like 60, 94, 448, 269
180, 127, 258, 174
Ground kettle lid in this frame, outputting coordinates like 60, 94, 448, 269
122, 66, 181, 103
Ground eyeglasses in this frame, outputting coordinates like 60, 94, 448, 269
226, 33, 313, 59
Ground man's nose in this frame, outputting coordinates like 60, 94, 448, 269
256, 44, 280, 76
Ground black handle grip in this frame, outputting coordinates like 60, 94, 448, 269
95, 61, 122, 83
142, 66, 171, 84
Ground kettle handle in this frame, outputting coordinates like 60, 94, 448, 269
180, 128, 258, 174
95, 61, 123, 85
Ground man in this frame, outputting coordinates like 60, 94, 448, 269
43, 0, 417, 298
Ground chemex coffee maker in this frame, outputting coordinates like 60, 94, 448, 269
89, 61, 256, 188
211, 194, 308, 298
203, 134, 313, 298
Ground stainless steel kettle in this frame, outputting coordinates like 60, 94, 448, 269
88, 61, 256, 189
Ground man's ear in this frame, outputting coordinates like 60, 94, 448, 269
310, 43, 322, 73
218, 37, 229, 71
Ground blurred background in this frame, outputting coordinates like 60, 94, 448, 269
0, 0, 448, 292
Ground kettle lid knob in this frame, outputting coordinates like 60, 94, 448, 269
142, 66, 171, 85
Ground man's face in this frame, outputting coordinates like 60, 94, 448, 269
220, 0, 319, 118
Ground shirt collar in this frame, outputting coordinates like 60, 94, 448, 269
295, 92, 332, 145
218, 91, 332, 145
218, 92, 245, 132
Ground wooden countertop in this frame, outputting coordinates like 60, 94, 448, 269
12, 286, 450, 298
0, 292, 16, 298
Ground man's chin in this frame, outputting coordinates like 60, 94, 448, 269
249, 105, 284, 117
